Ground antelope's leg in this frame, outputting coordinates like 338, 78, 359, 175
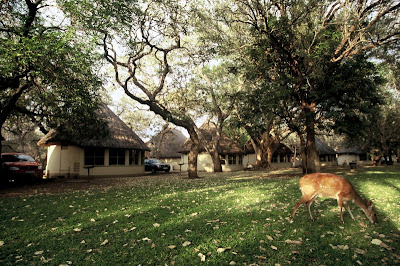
343, 202, 355, 220
337, 194, 345, 223
306, 196, 317, 221
291, 195, 312, 220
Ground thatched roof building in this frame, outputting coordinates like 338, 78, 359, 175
178, 122, 245, 155
337, 145, 366, 155
315, 137, 336, 155
244, 141, 293, 155
38, 104, 149, 151
147, 127, 187, 159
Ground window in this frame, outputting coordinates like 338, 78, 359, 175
129, 150, 141, 165
238, 155, 243, 165
319, 155, 327, 162
228, 154, 236, 165
141, 151, 145, 165
84, 148, 105, 166
109, 149, 126, 165
359, 153, 368, 161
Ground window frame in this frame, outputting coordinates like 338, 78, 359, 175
84, 148, 105, 166
109, 148, 126, 166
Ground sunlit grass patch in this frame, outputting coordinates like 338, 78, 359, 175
0, 166, 399, 265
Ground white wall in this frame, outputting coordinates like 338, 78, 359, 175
161, 158, 183, 171
337, 154, 372, 166
180, 153, 244, 172
45, 145, 146, 178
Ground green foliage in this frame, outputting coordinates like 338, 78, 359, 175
0, 0, 105, 137
0, 166, 399, 265
314, 54, 384, 136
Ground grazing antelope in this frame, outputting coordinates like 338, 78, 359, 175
291, 173, 377, 223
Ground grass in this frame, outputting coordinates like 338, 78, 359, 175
0, 165, 399, 265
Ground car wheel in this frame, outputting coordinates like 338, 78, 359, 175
151, 168, 156, 174
165, 170, 170, 173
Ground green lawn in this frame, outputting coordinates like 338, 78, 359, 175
0, 166, 399, 265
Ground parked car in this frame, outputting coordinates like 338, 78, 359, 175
144, 159, 171, 173
1, 153, 43, 185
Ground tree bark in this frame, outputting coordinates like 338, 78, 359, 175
186, 127, 199, 179
298, 133, 307, 174
211, 148, 222, 172
304, 105, 320, 173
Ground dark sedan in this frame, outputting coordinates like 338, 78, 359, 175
144, 159, 171, 173
1, 153, 43, 185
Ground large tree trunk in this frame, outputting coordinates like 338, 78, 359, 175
298, 133, 307, 174
266, 145, 273, 169
187, 127, 199, 179
211, 148, 222, 172
250, 138, 263, 168
304, 106, 320, 173
250, 133, 281, 169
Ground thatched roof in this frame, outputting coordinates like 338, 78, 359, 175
244, 141, 293, 155
178, 121, 245, 155
337, 145, 366, 155
147, 127, 187, 159
37, 104, 149, 150
316, 137, 336, 155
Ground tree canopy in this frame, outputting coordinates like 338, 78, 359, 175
0, 0, 106, 155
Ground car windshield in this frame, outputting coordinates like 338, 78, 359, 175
147, 159, 161, 164
2, 154, 35, 162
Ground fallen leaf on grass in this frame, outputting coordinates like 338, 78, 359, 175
40, 256, 52, 263
0, 241, 4, 246
285, 239, 302, 245
329, 244, 349, 250
266, 235, 274, 241
198, 253, 206, 262
73, 228, 82, 232
153, 223, 160, 227
168, 245, 176, 249
182, 241, 191, 247
100, 240, 109, 246
371, 239, 382, 245
354, 248, 366, 255
217, 247, 231, 253
34, 251, 44, 256
271, 245, 278, 250
378, 241, 392, 250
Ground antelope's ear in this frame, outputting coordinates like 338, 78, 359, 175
368, 200, 374, 208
